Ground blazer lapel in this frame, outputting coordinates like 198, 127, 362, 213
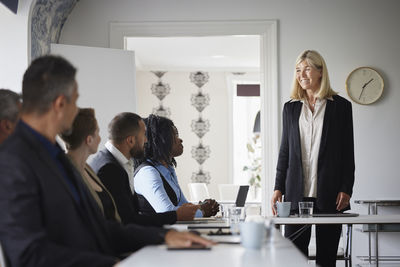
19, 126, 84, 210
318, 98, 334, 159
19, 125, 112, 253
61, 154, 114, 254
20, 125, 97, 219
292, 101, 303, 159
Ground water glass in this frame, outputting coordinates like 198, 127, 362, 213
220, 204, 232, 219
229, 206, 244, 234
245, 204, 261, 217
298, 201, 313, 217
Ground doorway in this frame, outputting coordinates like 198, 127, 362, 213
109, 20, 278, 215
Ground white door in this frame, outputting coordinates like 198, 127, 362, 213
51, 44, 136, 151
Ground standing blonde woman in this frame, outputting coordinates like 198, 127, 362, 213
271, 50, 355, 267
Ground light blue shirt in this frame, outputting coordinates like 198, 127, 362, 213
134, 160, 203, 217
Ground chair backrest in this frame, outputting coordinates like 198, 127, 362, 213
188, 183, 210, 202
218, 184, 240, 202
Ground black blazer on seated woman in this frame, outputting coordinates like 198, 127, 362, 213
274, 95, 355, 212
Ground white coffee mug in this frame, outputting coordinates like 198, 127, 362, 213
240, 221, 266, 249
276, 201, 291, 217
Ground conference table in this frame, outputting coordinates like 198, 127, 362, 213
117, 215, 400, 267
117, 219, 311, 267
271, 214, 400, 267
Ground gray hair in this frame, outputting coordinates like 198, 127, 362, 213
0, 89, 21, 122
22, 55, 77, 115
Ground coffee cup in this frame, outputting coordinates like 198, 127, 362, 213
240, 221, 266, 249
276, 201, 291, 217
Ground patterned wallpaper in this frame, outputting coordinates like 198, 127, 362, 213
147, 71, 213, 184
190, 72, 211, 184
30, 0, 78, 60
150, 71, 171, 117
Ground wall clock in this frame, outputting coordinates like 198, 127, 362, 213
345, 67, 384, 105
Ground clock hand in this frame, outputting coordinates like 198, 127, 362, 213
359, 78, 374, 100
362, 78, 374, 89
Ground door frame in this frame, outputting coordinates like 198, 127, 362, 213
109, 20, 279, 215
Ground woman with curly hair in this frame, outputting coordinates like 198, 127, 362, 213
134, 114, 219, 217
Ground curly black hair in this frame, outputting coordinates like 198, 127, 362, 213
134, 114, 177, 168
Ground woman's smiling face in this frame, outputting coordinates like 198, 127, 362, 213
296, 60, 322, 92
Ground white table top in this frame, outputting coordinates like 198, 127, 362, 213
117, 229, 311, 267
354, 199, 400, 205
270, 214, 400, 225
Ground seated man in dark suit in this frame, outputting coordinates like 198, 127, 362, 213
0, 88, 21, 145
89, 112, 198, 226
0, 55, 212, 267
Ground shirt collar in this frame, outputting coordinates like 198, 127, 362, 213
105, 140, 132, 166
147, 159, 176, 178
20, 120, 63, 159
293, 95, 334, 104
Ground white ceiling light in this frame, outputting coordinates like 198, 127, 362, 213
211, 55, 226, 59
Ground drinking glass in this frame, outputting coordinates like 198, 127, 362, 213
298, 201, 313, 217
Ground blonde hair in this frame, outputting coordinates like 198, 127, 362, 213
290, 50, 337, 100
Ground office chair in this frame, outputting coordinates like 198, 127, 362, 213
218, 184, 240, 202
188, 183, 210, 202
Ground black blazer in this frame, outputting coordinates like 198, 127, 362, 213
274, 95, 355, 212
0, 123, 167, 267
89, 149, 177, 226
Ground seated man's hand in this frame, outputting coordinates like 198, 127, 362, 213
176, 203, 198, 221
165, 230, 215, 248
199, 199, 220, 217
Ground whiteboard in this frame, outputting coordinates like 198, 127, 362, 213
51, 43, 136, 152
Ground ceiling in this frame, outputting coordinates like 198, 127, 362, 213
126, 35, 260, 72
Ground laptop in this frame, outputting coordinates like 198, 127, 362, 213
235, 185, 249, 207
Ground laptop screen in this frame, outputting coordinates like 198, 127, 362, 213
235, 185, 249, 207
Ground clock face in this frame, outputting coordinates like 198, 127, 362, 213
346, 67, 384, 105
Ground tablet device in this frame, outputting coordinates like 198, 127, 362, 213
167, 243, 212, 250
312, 213, 359, 217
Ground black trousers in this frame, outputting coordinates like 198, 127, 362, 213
284, 198, 342, 267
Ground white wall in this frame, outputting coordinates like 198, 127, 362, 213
0, 0, 33, 93
59, 0, 400, 262
136, 71, 229, 199
51, 44, 137, 155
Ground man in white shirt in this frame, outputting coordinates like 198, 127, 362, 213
90, 112, 198, 225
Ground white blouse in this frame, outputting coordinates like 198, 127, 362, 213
298, 98, 328, 197
105, 141, 135, 194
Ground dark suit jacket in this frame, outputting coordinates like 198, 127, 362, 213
89, 149, 177, 226
274, 95, 355, 212
0, 123, 167, 267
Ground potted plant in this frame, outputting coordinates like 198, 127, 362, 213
243, 134, 261, 200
